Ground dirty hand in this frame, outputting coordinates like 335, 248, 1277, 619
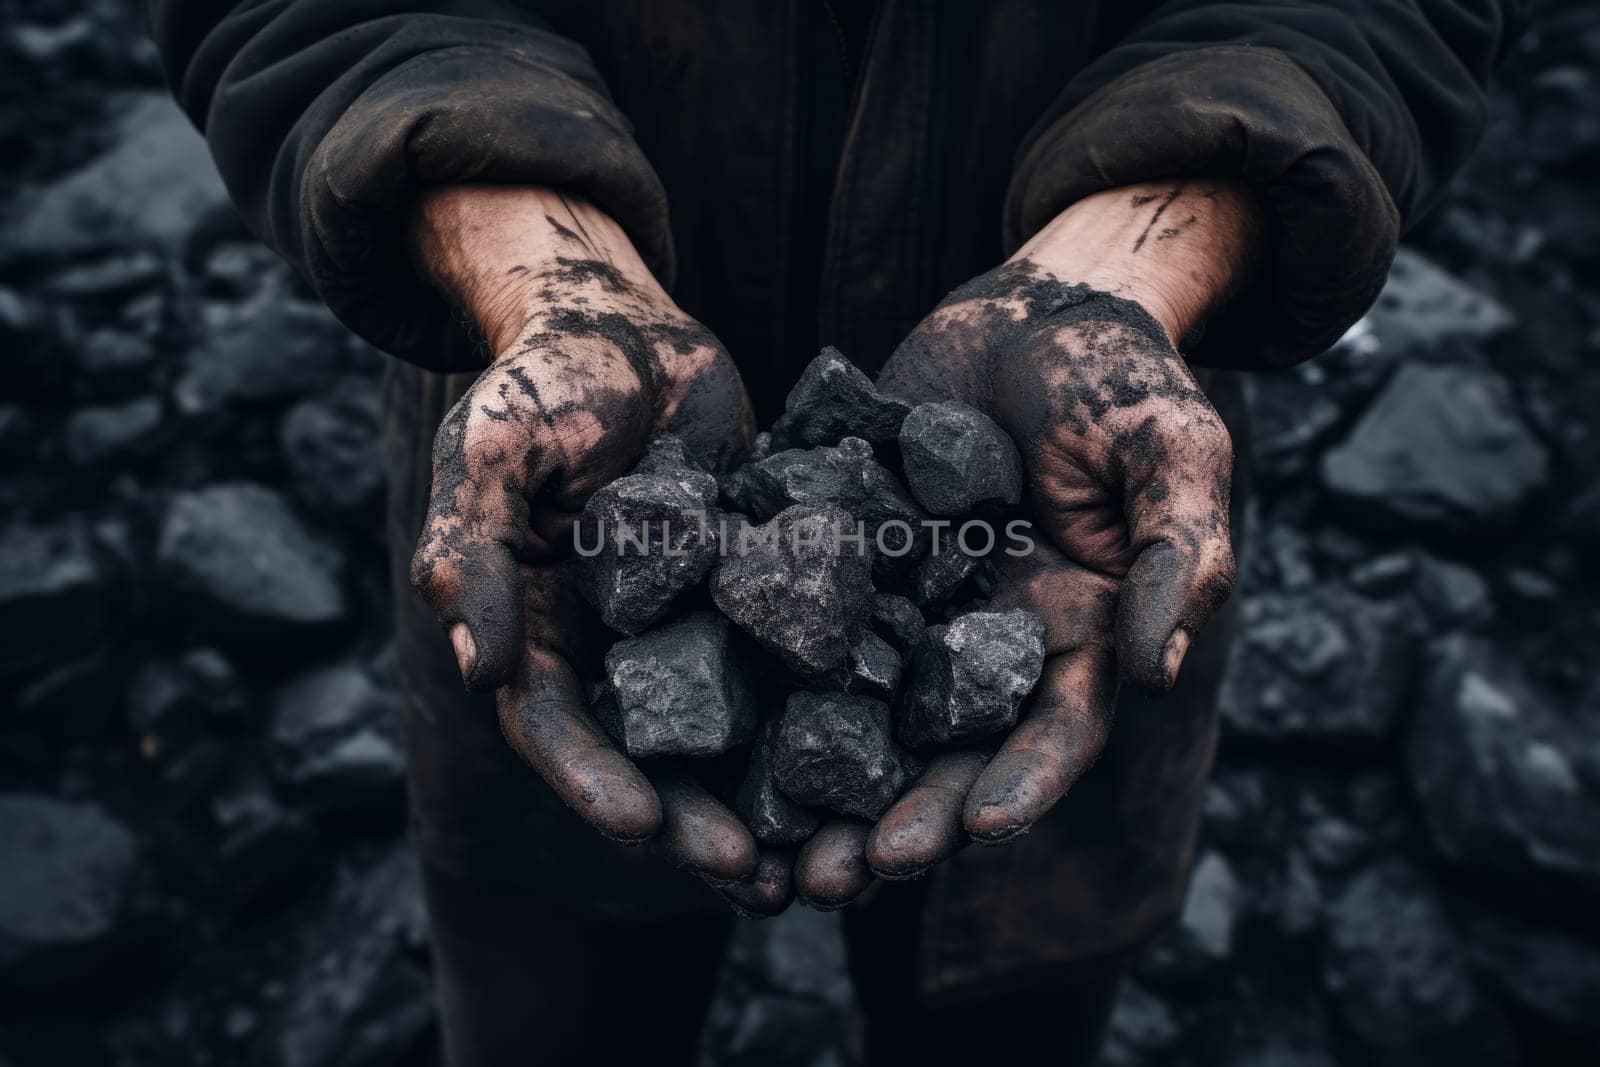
409, 186, 787, 908
824, 180, 1262, 887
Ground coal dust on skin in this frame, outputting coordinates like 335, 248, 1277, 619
410, 247, 753, 692
879, 259, 1235, 695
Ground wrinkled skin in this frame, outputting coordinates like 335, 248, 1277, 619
408, 187, 785, 911
857, 260, 1237, 878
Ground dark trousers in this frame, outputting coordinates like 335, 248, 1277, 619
421, 858, 1121, 1066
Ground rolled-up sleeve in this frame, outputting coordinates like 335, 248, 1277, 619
1005, 0, 1527, 369
147, 1, 672, 372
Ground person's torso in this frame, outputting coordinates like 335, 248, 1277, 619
535, 0, 1154, 419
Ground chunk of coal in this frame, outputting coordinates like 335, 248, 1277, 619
578, 445, 721, 636
157, 482, 348, 647
846, 631, 903, 699
735, 721, 823, 845
748, 431, 773, 463
723, 436, 924, 530
810, 630, 904, 700
899, 609, 1047, 748
603, 611, 758, 757
0, 794, 139, 989
899, 401, 1023, 516
769, 347, 912, 448
910, 543, 984, 607
1320, 363, 1548, 531
710, 503, 874, 674
629, 433, 705, 477
872, 593, 927, 650
772, 692, 914, 819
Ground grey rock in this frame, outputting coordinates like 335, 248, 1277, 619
1408, 636, 1600, 895
0, 519, 109, 677
629, 433, 706, 477
1141, 850, 1240, 979
773, 692, 913, 819
1354, 248, 1515, 357
871, 593, 926, 651
908, 540, 983, 607
280, 378, 385, 518
1411, 554, 1494, 628
7, 92, 229, 255
269, 665, 404, 809
126, 649, 245, 780
209, 773, 316, 907
1466, 909, 1600, 1040
1244, 369, 1347, 483
843, 631, 902, 700
1218, 585, 1417, 745
174, 298, 349, 412
898, 610, 1046, 749
1324, 861, 1512, 1065
578, 445, 720, 635
603, 611, 759, 758
898, 401, 1022, 516
77, 327, 156, 388
65, 395, 164, 466
1100, 982, 1181, 1067
157, 483, 348, 644
0, 404, 32, 462
809, 629, 904, 700
711, 503, 874, 674
769, 347, 911, 448
0, 794, 139, 989
735, 721, 823, 845
1321, 363, 1548, 530
722, 436, 925, 537
262, 847, 434, 1067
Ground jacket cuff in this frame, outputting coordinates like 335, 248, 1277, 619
1004, 45, 1398, 370
299, 44, 673, 373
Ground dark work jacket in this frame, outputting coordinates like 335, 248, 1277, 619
147, 0, 1521, 418
147, 0, 1520, 995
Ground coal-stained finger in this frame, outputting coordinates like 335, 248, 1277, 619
795, 820, 875, 910
1116, 413, 1235, 693
650, 768, 759, 884
865, 749, 991, 879
963, 645, 1117, 843
496, 650, 661, 844
410, 390, 546, 691
713, 848, 795, 919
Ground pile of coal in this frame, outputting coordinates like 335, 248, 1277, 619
578, 348, 1046, 837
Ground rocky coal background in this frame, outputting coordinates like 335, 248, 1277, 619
1, 1, 1597, 1064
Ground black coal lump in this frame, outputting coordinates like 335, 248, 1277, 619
710, 503, 874, 674
723, 436, 923, 530
899, 401, 1023, 516
898, 609, 1047, 749
772, 691, 914, 819
735, 720, 823, 845
910, 543, 984, 607
602, 610, 758, 758
872, 593, 927, 651
808, 629, 904, 700
577, 439, 721, 636
769, 347, 912, 448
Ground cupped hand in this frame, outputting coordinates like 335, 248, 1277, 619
804, 180, 1261, 889
407, 186, 781, 903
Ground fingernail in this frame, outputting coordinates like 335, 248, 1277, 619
874, 864, 931, 882
449, 622, 477, 683
1162, 628, 1191, 686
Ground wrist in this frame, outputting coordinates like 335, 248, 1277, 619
1012, 179, 1262, 346
409, 185, 665, 356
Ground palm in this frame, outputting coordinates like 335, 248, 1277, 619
864, 260, 1235, 872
